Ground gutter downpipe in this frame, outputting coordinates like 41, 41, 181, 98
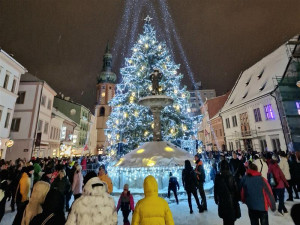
31, 81, 44, 158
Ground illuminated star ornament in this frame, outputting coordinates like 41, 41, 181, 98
144, 15, 153, 23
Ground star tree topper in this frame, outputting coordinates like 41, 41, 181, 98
144, 15, 153, 23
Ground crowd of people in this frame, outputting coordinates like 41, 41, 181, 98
0, 150, 298, 225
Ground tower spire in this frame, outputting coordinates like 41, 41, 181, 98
105, 40, 110, 53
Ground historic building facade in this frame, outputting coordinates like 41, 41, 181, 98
220, 40, 295, 152
95, 43, 117, 154
7, 73, 56, 160
0, 49, 27, 159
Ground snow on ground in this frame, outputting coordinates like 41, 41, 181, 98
2, 192, 297, 225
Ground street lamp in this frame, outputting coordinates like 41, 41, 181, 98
296, 80, 300, 88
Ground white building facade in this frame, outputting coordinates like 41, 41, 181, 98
6, 73, 56, 160
220, 42, 293, 152
0, 49, 27, 159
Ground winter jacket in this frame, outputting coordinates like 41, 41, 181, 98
182, 168, 198, 192
65, 177, 117, 225
230, 158, 245, 179
19, 172, 31, 202
195, 160, 206, 183
289, 159, 300, 180
132, 175, 174, 225
117, 191, 134, 212
268, 162, 288, 189
81, 158, 87, 170
72, 172, 83, 195
214, 172, 240, 221
29, 189, 65, 225
253, 159, 268, 180
21, 181, 50, 225
279, 157, 291, 180
51, 176, 71, 195
240, 169, 276, 212
98, 173, 113, 194
168, 176, 179, 191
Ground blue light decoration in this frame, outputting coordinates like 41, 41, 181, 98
264, 104, 275, 120
296, 101, 300, 115
108, 162, 212, 190
106, 18, 201, 155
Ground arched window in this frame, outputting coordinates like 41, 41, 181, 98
99, 107, 105, 117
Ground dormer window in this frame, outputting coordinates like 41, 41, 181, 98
258, 69, 264, 79
246, 77, 251, 86
259, 82, 267, 91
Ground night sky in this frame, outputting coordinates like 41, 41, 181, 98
1, 0, 300, 112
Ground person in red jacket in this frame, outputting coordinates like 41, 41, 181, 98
117, 184, 134, 225
80, 156, 87, 171
241, 163, 276, 225
268, 155, 289, 215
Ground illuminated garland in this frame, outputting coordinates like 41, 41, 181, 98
106, 19, 201, 154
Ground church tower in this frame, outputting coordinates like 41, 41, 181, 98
95, 42, 117, 154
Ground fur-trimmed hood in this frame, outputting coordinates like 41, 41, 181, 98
83, 177, 108, 196
65, 177, 117, 225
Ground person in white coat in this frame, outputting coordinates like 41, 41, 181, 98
65, 177, 117, 225
279, 151, 293, 201
253, 154, 268, 180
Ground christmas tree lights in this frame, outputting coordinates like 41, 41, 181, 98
106, 18, 201, 155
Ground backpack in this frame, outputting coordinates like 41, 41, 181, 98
267, 172, 278, 187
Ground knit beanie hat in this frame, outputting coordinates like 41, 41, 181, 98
123, 184, 129, 190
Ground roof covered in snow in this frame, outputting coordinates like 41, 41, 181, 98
115, 141, 194, 168
221, 40, 294, 113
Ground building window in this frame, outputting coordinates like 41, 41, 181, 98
229, 142, 234, 151
41, 95, 46, 106
44, 122, 49, 134
47, 99, 52, 110
99, 107, 105, 117
258, 69, 264, 79
296, 101, 300, 115
235, 141, 240, 150
37, 120, 43, 132
260, 139, 267, 151
11, 79, 17, 93
3, 74, 9, 89
254, 108, 262, 122
232, 116, 238, 127
225, 118, 230, 129
219, 129, 222, 136
11, 118, 21, 132
16, 92, 26, 104
4, 112, 11, 128
264, 104, 275, 120
272, 138, 280, 151
50, 127, 54, 139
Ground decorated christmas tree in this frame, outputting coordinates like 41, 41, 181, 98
106, 17, 200, 155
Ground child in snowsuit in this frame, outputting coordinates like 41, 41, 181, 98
117, 184, 134, 225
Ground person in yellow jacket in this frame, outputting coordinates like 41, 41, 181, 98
132, 175, 174, 225
98, 165, 113, 194
19, 166, 34, 202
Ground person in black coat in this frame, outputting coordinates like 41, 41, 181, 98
229, 152, 245, 184
0, 169, 9, 222
29, 189, 65, 225
214, 160, 241, 225
182, 160, 203, 214
289, 154, 300, 197
168, 172, 179, 204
